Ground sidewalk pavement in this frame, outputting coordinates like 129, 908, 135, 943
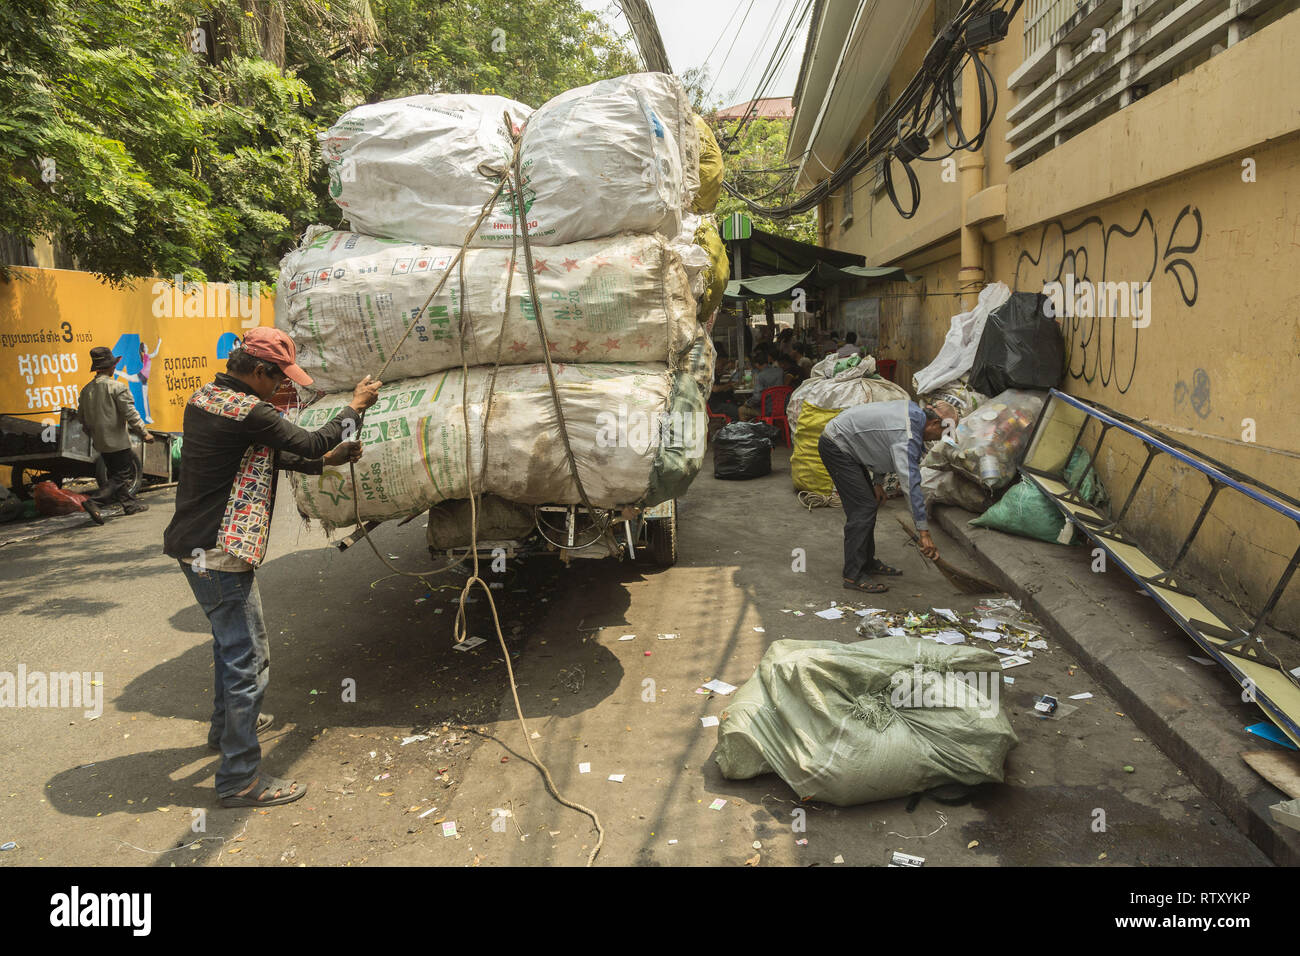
933, 504, 1300, 865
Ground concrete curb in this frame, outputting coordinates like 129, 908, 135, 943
933, 504, 1300, 866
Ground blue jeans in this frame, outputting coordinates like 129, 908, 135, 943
179, 562, 269, 797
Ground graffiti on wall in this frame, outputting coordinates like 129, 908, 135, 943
1014, 205, 1202, 394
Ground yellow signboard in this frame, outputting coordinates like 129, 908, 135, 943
0, 267, 274, 433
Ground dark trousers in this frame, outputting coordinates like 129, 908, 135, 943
91, 448, 138, 505
819, 433, 878, 581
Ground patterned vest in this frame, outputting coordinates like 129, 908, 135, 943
188, 382, 275, 566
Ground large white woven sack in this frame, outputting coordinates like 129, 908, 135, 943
787, 357, 909, 434
288, 362, 708, 529
320, 93, 531, 245
276, 227, 699, 393
321, 73, 698, 247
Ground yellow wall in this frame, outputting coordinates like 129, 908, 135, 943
0, 267, 274, 434
809, 6, 1300, 628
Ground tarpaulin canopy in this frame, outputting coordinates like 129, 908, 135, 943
725, 262, 916, 300
738, 227, 864, 276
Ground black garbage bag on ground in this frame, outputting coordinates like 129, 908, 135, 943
713, 422, 779, 480
969, 292, 1064, 396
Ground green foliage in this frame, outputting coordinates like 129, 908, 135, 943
712, 116, 817, 246
0, 0, 638, 285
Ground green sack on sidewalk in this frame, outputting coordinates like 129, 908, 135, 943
969, 448, 1105, 543
716, 637, 1018, 805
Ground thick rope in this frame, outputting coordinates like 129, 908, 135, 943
509, 139, 613, 547
345, 117, 605, 863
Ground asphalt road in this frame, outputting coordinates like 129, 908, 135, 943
0, 448, 1269, 867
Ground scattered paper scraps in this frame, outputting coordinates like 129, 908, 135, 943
698, 679, 737, 696
700, 715, 720, 728
928, 630, 965, 645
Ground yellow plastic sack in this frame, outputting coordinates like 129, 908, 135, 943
791, 402, 841, 495
691, 115, 723, 213
694, 218, 729, 320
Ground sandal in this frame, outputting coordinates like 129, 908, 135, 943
867, 560, 903, 576
220, 774, 306, 808
208, 712, 274, 751
843, 578, 889, 594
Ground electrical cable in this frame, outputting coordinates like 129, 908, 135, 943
705, 0, 757, 102
719, 0, 1015, 220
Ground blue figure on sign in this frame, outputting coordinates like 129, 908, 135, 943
111, 333, 161, 424
216, 332, 242, 360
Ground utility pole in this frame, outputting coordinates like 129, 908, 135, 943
618, 0, 673, 74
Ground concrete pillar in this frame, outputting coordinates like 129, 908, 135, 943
959, 54, 988, 308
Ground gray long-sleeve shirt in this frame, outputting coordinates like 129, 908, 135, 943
822, 400, 928, 531
78, 374, 148, 453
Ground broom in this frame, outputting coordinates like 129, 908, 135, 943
895, 517, 999, 595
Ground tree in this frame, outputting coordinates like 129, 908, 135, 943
0, 0, 638, 285
712, 115, 817, 246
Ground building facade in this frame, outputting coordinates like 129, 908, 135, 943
789, 0, 1300, 628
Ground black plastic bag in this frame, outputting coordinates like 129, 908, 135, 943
969, 292, 1064, 396
713, 422, 779, 480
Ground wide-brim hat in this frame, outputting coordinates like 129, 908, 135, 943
89, 347, 121, 372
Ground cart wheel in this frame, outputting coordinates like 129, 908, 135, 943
9, 468, 61, 500
94, 451, 143, 498
645, 507, 677, 568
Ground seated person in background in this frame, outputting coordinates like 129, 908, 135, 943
738, 351, 785, 421
775, 328, 795, 358
793, 343, 814, 376
777, 353, 805, 388
835, 331, 862, 358
709, 363, 739, 421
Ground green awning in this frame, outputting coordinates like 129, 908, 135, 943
724, 262, 917, 300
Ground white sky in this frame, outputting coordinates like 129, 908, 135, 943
581, 0, 809, 110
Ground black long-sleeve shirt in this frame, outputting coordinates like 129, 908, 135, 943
163, 373, 360, 559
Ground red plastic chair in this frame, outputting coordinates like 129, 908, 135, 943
758, 386, 793, 447
876, 358, 898, 382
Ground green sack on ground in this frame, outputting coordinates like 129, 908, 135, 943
716, 637, 1018, 805
970, 448, 1105, 543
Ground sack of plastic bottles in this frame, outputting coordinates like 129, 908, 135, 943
921, 389, 1046, 492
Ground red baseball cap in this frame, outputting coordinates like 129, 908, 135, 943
240, 327, 313, 387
